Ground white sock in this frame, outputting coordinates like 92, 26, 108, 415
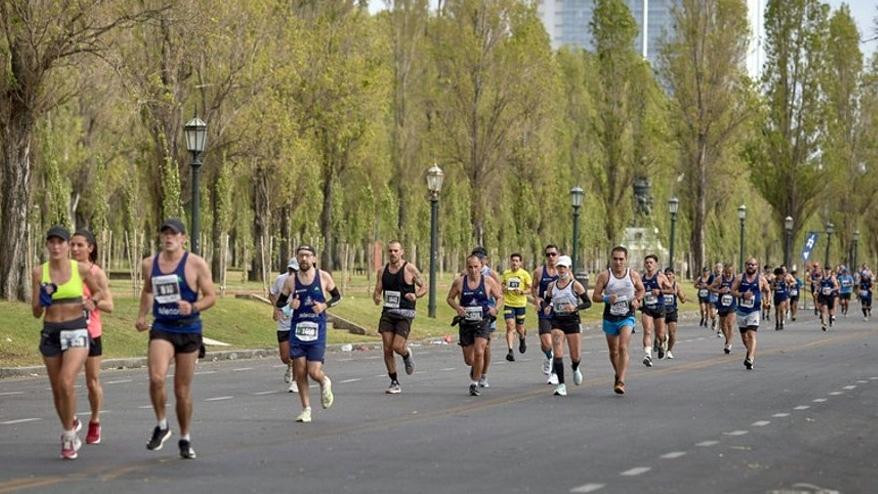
471, 381, 479, 386
181, 433, 190, 441
158, 418, 168, 429
645, 347, 652, 357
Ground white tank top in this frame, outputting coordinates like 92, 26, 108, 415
551, 279, 578, 315
605, 268, 635, 317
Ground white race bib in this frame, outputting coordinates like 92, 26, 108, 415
861, 290, 869, 298
821, 287, 832, 296
739, 297, 755, 309
383, 290, 401, 309
663, 295, 675, 306
294, 321, 319, 342
790, 289, 798, 297
644, 293, 658, 306
610, 300, 629, 316
506, 277, 522, 291
698, 289, 709, 298
464, 306, 483, 322
721, 294, 733, 306
152, 274, 182, 304
59, 329, 89, 351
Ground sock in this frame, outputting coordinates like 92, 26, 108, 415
544, 349, 552, 360
553, 358, 565, 384
158, 419, 168, 429
181, 433, 190, 441
571, 360, 580, 371
644, 347, 652, 357
402, 351, 411, 360
470, 380, 479, 386
389, 372, 398, 382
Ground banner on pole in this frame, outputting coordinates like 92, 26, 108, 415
801, 232, 818, 261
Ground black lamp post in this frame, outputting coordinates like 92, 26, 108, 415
824, 222, 835, 267
852, 230, 860, 271
668, 197, 679, 271
426, 164, 444, 318
738, 205, 747, 272
184, 116, 207, 255
784, 216, 793, 268
570, 186, 584, 272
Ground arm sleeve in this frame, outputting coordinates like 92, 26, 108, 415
327, 287, 341, 307
275, 292, 289, 308
577, 291, 592, 311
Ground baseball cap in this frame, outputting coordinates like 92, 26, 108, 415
556, 255, 572, 268
287, 258, 299, 271
159, 218, 186, 234
46, 225, 70, 241
296, 244, 316, 255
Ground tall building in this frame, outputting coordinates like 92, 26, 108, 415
537, 0, 765, 78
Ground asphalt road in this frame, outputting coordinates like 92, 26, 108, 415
1, 308, 876, 494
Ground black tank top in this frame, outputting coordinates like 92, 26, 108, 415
382, 262, 416, 314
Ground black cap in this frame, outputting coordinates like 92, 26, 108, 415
296, 244, 316, 255
46, 225, 70, 241
73, 228, 96, 246
160, 218, 186, 234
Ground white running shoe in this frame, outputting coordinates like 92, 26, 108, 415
542, 356, 552, 376
288, 380, 299, 393
320, 377, 334, 409
60, 432, 81, 460
283, 365, 293, 384
547, 373, 559, 385
553, 384, 567, 396
666, 351, 674, 360
295, 407, 312, 423
573, 368, 583, 385
478, 376, 490, 388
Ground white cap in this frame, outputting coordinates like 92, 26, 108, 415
556, 255, 572, 268
287, 258, 299, 271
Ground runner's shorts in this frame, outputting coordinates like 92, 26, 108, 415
40, 318, 89, 357
459, 320, 491, 347
602, 317, 636, 336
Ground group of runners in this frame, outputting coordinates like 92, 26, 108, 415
34, 221, 874, 460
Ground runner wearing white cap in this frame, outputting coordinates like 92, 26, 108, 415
542, 255, 591, 396
269, 257, 300, 392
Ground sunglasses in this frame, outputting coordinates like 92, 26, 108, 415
545, 252, 558, 257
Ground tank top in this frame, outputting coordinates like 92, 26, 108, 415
537, 265, 559, 320
663, 281, 677, 311
603, 268, 635, 321
790, 278, 802, 297
151, 252, 202, 334
550, 279, 579, 318
291, 270, 327, 344
819, 277, 835, 297
696, 276, 711, 299
838, 274, 854, 294
381, 262, 416, 318
460, 274, 490, 323
737, 273, 762, 314
773, 277, 789, 298
716, 275, 736, 308
41, 260, 83, 303
642, 272, 662, 309
860, 275, 872, 292
83, 263, 102, 338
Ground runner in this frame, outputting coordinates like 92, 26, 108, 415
543, 255, 590, 396
771, 266, 793, 330
446, 254, 504, 396
269, 258, 299, 393
470, 247, 500, 388
710, 263, 737, 354
372, 241, 426, 394
532, 245, 561, 384
695, 267, 713, 328
859, 265, 873, 321
837, 266, 854, 317
731, 257, 771, 370
762, 264, 774, 322
591, 246, 644, 394
817, 265, 839, 331
70, 228, 114, 445
135, 219, 216, 457
640, 255, 670, 366
709, 263, 722, 332
275, 245, 341, 422
34, 225, 107, 459
789, 268, 803, 321
500, 253, 532, 362
809, 262, 822, 316
662, 268, 686, 360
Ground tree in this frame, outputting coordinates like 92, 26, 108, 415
659, 0, 754, 272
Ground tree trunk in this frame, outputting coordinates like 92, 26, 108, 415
320, 164, 335, 270
278, 207, 290, 271
0, 112, 35, 301
210, 174, 223, 280
691, 143, 708, 272
249, 165, 270, 282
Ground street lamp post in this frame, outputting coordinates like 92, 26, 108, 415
426, 164, 445, 318
852, 230, 860, 271
570, 186, 584, 272
668, 197, 679, 271
184, 116, 207, 255
824, 222, 835, 267
738, 205, 747, 272
784, 216, 793, 268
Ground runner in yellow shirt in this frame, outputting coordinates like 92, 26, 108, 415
501, 253, 533, 362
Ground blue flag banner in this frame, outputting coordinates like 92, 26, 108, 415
801, 232, 819, 261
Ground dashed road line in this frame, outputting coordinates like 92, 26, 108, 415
813, 398, 827, 403
842, 385, 856, 390
751, 421, 770, 427
793, 405, 810, 410
772, 413, 790, 418
440, 368, 456, 371
0, 391, 24, 396
696, 440, 719, 447
106, 379, 133, 384
570, 483, 605, 493
1, 418, 41, 425
723, 430, 749, 436
620, 467, 651, 477
194, 371, 216, 376
828, 391, 843, 396
856, 380, 868, 384
205, 396, 234, 402
252, 391, 277, 396
340, 378, 362, 384
660, 451, 687, 459
232, 367, 253, 372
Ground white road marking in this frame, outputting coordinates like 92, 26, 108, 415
723, 430, 749, 436
870, 377, 878, 380
0, 391, 24, 396
856, 380, 868, 384
842, 385, 856, 390
828, 391, 843, 396
440, 367, 456, 371
77, 410, 109, 416
751, 421, 770, 427
1, 418, 41, 425
772, 413, 790, 418
365, 356, 381, 360
696, 440, 719, 447
194, 371, 216, 376
374, 374, 386, 378
660, 451, 687, 459
793, 405, 810, 410
106, 379, 133, 384
813, 398, 827, 403
620, 467, 651, 476
252, 391, 277, 395
232, 367, 253, 372
205, 396, 234, 401
340, 378, 362, 384
570, 483, 605, 493
272, 364, 288, 368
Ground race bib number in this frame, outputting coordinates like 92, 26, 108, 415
790, 289, 798, 297
553, 299, 574, 314
842, 279, 852, 287
152, 274, 182, 304
721, 294, 733, 307
739, 297, 755, 309
821, 287, 832, 296
506, 278, 521, 291
698, 289, 709, 298
861, 290, 869, 298
383, 290, 401, 309
464, 306, 483, 322
294, 321, 319, 342
644, 293, 658, 306
60, 329, 89, 351
663, 295, 675, 306
609, 299, 629, 316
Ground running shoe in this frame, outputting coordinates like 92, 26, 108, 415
146, 425, 172, 451
86, 421, 101, 445
288, 380, 299, 393
699, 317, 705, 327
403, 349, 415, 375
178, 439, 196, 459
830, 316, 835, 327
469, 384, 480, 396
478, 376, 490, 388
744, 358, 754, 370
659, 338, 668, 359
642, 354, 653, 367
283, 365, 293, 384
711, 318, 717, 331
541, 358, 552, 376
296, 407, 312, 423
506, 350, 515, 362
821, 324, 827, 332
666, 351, 674, 360
73, 418, 82, 433
716, 330, 722, 338
613, 381, 625, 395
60, 432, 81, 460
320, 376, 334, 409
573, 368, 583, 385
386, 381, 401, 394
519, 337, 526, 354
553, 384, 567, 397
724, 344, 731, 355
547, 373, 559, 385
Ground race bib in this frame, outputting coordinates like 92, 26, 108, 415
790, 289, 798, 297
506, 278, 522, 291
775, 284, 785, 292
663, 295, 675, 306
644, 293, 658, 306
842, 279, 852, 287
821, 287, 832, 296
698, 289, 709, 298
464, 306, 483, 322
553, 299, 574, 314
739, 297, 755, 309
609, 299, 629, 316
721, 294, 733, 307
861, 290, 869, 298
59, 329, 89, 351
383, 290, 401, 309
152, 274, 182, 304
294, 321, 319, 342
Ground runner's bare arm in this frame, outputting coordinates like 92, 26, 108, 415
192, 256, 216, 313
372, 267, 384, 305
446, 277, 464, 315
531, 267, 543, 309
487, 278, 503, 315
631, 271, 645, 308
135, 257, 154, 331
30, 266, 43, 318
591, 272, 608, 303
409, 264, 427, 299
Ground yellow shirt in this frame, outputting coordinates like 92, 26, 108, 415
501, 268, 532, 308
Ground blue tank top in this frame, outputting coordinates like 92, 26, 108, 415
715, 275, 736, 309
860, 275, 872, 292
460, 274, 490, 323
642, 272, 662, 309
773, 277, 789, 299
663, 282, 678, 311
151, 252, 201, 334
737, 273, 761, 314
819, 277, 836, 297
838, 274, 854, 294
291, 271, 327, 344
538, 265, 559, 320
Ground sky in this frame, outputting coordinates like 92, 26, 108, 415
826, 0, 876, 59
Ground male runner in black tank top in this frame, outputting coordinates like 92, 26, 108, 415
373, 241, 426, 394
